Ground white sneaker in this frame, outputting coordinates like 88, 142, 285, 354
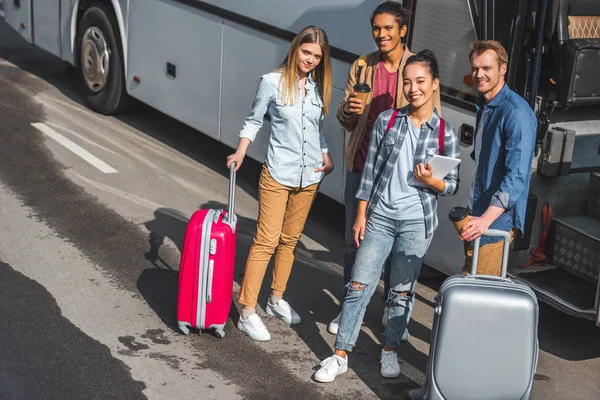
380, 349, 401, 379
237, 313, 271, 341
313, 354, 348, 383
327, 313, 340, 335
266, 299, 301, 324
382, 306, 389, 328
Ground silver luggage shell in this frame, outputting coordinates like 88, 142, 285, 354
425, 230, 539, 400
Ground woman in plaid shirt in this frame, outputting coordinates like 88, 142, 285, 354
315, 50, 460, 382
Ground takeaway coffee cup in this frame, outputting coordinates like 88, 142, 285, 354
353, 83, 371, 115
449, 206, 470, 235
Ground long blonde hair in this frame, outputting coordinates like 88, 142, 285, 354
276, 26, 332, 115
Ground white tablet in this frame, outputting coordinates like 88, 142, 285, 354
408, 155, 461, 187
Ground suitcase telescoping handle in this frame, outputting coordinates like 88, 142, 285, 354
225, 162, 237, 226
471, 229, 511, 278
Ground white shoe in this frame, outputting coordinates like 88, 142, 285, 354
380, 349, 401, 379
313, 354, 348, 383
237, 313, 271, 341
382, 306, 389, 328
327, 313, 340, 335
266, 299, 301, 324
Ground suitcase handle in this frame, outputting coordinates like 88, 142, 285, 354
225, 162, 237, 228
206, 259, 214, 303
471, 229, 511, 278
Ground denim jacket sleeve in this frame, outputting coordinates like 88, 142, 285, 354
490, 107, 536, 209
356, 112, 387, 201
440, 123, 460, 196
319, 114, 329, 153
239, 76, 272, 143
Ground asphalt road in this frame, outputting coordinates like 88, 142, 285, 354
0, 14, 599, 400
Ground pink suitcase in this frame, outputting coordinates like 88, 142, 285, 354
177, 164, 237, 338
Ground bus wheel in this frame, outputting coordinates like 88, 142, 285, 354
77, 5, 133, 115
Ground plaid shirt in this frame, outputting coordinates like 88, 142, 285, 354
356, 106, 460, 238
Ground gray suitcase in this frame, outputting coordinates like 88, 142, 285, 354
424, 230, 539, 400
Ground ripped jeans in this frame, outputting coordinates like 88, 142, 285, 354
334, 213, 432, 351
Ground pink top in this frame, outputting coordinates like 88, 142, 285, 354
353, 61, 399, 172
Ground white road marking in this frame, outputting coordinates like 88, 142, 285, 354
322, 288, 341, 307
32, 122, 118, 174
0, 10, 5, 18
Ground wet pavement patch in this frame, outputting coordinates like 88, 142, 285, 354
142, 329, 172, 345
118, 335, 151, 351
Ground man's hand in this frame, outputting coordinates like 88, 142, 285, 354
460, 216, 492, 241
353, 214, 367, 248
460, 206, 505, 241
315, 152, 334, 176
344, 92, 364, 114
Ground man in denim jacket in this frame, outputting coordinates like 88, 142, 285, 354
459, 40, 537, 275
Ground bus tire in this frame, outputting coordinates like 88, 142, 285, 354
77, 4, 134, 115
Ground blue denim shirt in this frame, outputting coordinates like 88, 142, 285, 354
471, 84, 537, 245
239, 71, 328, 188
356, 106, 460, 238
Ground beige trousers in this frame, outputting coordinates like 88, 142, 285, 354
238, 165, 319, 308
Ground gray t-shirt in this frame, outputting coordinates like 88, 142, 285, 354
374, 119, 424, 220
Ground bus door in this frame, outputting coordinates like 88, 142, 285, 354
4, 0, 33, 43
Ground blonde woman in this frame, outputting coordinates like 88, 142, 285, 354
227, 26, 334, 341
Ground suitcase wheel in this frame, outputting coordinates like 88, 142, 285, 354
178, 324, 190, 335
214, 329, 225, 339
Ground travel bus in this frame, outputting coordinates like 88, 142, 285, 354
4, 0, 599, 326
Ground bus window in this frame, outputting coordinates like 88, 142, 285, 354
409, 0, 478, 103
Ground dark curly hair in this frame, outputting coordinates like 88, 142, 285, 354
370, 1, 410, 28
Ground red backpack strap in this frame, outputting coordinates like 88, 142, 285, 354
386, 109, 400, 133
438, 118, 445, 155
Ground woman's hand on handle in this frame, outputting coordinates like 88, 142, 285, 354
226, 152, 245, 171
226, 138, 251, 172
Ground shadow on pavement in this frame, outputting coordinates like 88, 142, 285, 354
137, 196, 427, 398
0, 262, 147, 400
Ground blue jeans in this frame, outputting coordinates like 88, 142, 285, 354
344, 170, 391, 299
335, 214, 432, 351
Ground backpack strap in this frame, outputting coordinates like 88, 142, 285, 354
387, 112, 444, 154
438, 118, 445, 155
385, 109, 400, 133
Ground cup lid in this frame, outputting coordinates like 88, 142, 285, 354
448, 206, 468, 221
353, 83, 371, 92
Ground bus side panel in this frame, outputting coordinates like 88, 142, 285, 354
32, 0, 61, 57
220, 21, 345, 203
4, 0, 32, 43
59, 0, 75, 64
126, 0, 222, 140
422, 105, 476, 276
